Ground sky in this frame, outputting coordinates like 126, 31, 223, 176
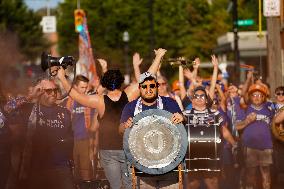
24, 0, 63, 10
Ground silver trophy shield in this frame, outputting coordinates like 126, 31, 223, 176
123, 109, 188, 175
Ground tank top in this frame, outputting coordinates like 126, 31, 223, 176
99, 91, 128, 150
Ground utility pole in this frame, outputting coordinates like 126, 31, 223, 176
77, 0, 80, 9
232, 0, 240, 84
267, 17, 282, 91
265, 0, 282, 92
123, 31, 130, 80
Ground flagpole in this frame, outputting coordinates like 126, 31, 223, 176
77, 0, 80, 9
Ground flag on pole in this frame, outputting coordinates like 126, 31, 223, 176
75, 9, 98, 83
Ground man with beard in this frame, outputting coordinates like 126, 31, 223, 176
235, 83, 273, 189
119, 72, 184, 189
56, 48, 167, 189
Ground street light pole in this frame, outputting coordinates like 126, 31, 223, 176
123, 31, 130, 83
232, 0, 240, 84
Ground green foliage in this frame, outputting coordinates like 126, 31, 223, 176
0, 0, 49, 61
57, 0, 232, 75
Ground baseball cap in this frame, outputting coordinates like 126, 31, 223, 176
193, 86, 207, 95
139, 72, 157, 84
248, 83, 269, 96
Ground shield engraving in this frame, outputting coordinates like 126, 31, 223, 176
123, 109, 188, 175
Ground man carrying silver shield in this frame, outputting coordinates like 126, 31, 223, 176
120, 71, 185, 189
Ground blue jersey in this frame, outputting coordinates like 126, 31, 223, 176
120, 96, 182, 123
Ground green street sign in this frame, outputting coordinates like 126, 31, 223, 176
237, 19, 254, 26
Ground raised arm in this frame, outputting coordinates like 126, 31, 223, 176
241, 70, 254, 103
179, 66, 187, 100
216, 83, 226, 112
132, 52, 143, 83
192, 57, 200, 80
97, 59, 108, 74
147, 48, 167, 75
56, 67, 104, 116
183, 68, 195, 98
125, 48, 167, 101
209, 55, 219, 100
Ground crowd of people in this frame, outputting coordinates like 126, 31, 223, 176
0, 48, 284, 189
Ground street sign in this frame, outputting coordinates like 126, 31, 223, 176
263, 0, 280, 17
41, 16, 56, 33
237, 19, 254, 26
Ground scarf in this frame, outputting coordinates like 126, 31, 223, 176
134, 96, 163, 116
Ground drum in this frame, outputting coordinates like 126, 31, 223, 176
185, 111, 222, 172
123, 109, 188, 175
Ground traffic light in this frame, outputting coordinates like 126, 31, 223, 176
74, 9, 85, 33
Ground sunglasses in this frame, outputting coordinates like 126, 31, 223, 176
276, 92, 284, 96
44, 88, 58, 95
140, 84, 157, 89
251, 93, 263, 98
193, 94, 206, 100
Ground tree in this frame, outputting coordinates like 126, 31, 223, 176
57, 0, 231, 76
0, 0, 49, 61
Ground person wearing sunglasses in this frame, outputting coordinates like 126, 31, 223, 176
235, 83, 274, 189
183, 86, 236, 189
119, 71, 184, 189
13, 78, 75, 189
273, 86, 284, 111
56, 48, 167, 189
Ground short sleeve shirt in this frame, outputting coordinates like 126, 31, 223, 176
236, 101, 274, 150
120, 96, 182, 123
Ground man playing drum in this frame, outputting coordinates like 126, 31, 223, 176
183, 86, 236, 189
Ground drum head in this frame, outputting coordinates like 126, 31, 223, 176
123, 109, 188, 175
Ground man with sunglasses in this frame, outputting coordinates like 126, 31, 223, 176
273, 86, 284, 111
183, 86, 236, 189
235, 83, 274, 189
119, 71, 184, 189
17, 78, 75, 189
56, 48, 167, 189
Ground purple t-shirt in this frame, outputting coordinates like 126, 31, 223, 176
32, 104, 73, 168
120, 96, 181, 123
71, 101, 96, 140
236, 101, 274, 150
226, 96, 243, 137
